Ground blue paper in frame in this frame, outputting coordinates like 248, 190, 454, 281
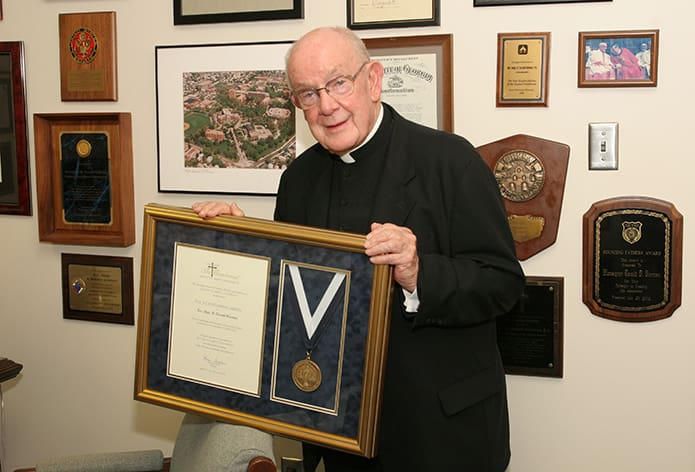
156, 41, 312, 195
135, 204, 393, 457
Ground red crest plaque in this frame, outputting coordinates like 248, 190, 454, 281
477, 134, 569, 260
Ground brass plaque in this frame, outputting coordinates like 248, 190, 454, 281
582, 197, 683, 322
477, 134, 569, 260
61, 253, 134, 324
59, 12, 118, 101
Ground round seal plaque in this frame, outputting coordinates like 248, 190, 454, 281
69, 27, 99, 64
494, 150, 545, 202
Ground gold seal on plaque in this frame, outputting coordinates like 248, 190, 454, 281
494, 150, 545, 202
292, 355, 322, 393
76, 139, 92, 158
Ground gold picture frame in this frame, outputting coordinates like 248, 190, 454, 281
135, 204, 393, 457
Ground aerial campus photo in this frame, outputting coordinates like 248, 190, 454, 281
182, 69, 296, 171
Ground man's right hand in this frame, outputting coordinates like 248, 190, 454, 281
191, 201, 245, 218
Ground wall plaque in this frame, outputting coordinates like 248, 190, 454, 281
582, 196, 682, 322
497, 276, 563, 378
59, 11, 118, 101
477, 134, 569, 260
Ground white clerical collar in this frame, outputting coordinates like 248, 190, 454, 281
339, 104, 384, 164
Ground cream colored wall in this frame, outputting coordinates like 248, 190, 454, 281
0, 0, 692, 470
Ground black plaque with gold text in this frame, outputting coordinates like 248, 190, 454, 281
497, 276, 563, 378
583, 197, 682, 322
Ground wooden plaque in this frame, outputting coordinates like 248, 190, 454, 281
59, 11, 118, 101
34, 112, 135, 247
477, 134, 569, 260
582, 196, 682, 322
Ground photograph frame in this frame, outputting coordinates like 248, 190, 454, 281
347, 0, 440, 30
496, 32, 550, 107
61, 253, 135, 325
475, 0, 610, 5
33, 112, 135, 247
156, 41, 301, 195
0, 41, 31, 215
579, 29, 658, 88
364, 34, 453, 132
135, 204, 394, 457
173, 0, 303, 25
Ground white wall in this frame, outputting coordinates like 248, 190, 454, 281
1, 1, 693, 470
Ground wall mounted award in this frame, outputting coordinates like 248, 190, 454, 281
33, 112, 134, 246
59, 11, 118, 101
477, 134, 569, 260
583, 196, 682, 322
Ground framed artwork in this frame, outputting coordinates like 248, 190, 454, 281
475, 0, 610, 5
173, 0, 303, 25
496, 32, 550, 107
61, 253, 135, 325
135, 204, 394, 457
156, 41, 302, 195
0, 41, 31, 215
33, 112, 135, 246
579, 30, 658, 87
364, 34, 453, 132
347, 0, 440, 30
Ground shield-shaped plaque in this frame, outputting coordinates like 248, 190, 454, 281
477, 134, 569, 260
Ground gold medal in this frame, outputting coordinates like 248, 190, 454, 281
291, 354, 322, 392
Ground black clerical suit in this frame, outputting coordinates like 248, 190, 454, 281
274, 104, 525, 471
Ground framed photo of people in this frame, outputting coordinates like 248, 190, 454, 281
135, 204, 394, 457
0, 41, 30, 215
363, 34, 453, 132
579, 30, 658, 87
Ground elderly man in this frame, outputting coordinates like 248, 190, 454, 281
194, 27, 524, 472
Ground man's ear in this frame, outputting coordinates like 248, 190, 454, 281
367, 61, 384, 102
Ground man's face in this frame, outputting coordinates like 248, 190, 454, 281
287, 31, 383, 155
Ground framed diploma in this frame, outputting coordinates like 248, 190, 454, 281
347, 0, 440, 30
582, 196, 682, 322
135, 204, 394, 458
0, 41, 31, 215
33, 112, 135, 247
173, 0, 303, 25
61, 253, 134, 325
476, 0, 610, 4
496, 32, 550, 107
59, 12, 118, 101
364, 34, 453, 132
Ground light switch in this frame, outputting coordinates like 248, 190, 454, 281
589, 122, 618, 170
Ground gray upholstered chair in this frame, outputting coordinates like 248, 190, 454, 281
15, 413, 277, 472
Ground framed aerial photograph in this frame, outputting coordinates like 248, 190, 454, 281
135, 204, 393, 457
579, 30, 658, 87
61, 253, 134, 325
496, 32, 550, 107
33, 112, 135, 246
348, 0, 440, 30
156, 41, 302, 195
364, 34, 453, 132
0, 41, 31, 215
475, 0, 610, 5
173, 0, 303, 25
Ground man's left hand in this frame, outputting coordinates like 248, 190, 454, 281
365, 222, 419, 292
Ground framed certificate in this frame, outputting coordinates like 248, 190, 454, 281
497, 32, 550, 107
33, 112, 135, 247
135, 204, 393, 458
347, 0, 440, 30
173, 0, 303, 25
364, 34, 453, 132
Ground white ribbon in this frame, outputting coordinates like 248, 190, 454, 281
288, 265, 345, 339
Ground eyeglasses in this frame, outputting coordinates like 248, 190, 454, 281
291, 61, 370, 109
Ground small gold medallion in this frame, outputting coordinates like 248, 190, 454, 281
292, 355, 322, 393
76, 139, 92, 158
